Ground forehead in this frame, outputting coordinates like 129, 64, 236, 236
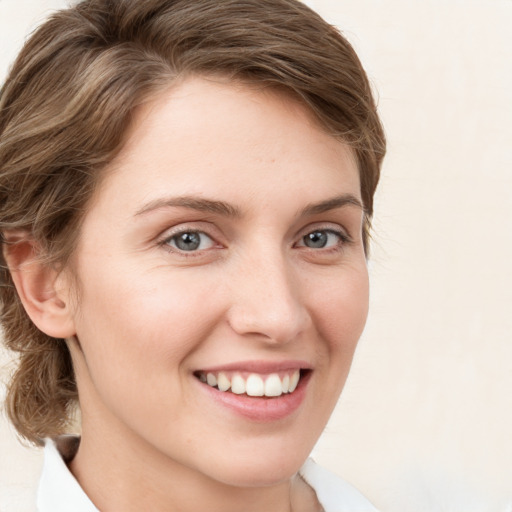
125, 77, 342, 149
90, 76, 360, 217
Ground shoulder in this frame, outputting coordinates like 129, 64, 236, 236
299, 458, 379, 512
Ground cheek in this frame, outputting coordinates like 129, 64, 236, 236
72, 265, 224, 392
297, 265, 369, 443
70, 268, 228, 442
311, 264, 369, 353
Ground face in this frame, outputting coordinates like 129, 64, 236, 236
65, 76, 369, 487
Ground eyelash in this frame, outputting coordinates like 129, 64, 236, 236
158, 229, 218, 255
158, 226, 352, 256
295, 227, 352, 252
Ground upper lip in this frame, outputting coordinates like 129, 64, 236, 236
195, 360, 312, 374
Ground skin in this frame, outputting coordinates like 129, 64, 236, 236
10, 77, 369, 511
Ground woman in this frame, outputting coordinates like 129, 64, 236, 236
0, 0, 385, 510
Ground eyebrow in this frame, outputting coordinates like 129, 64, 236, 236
300, 194, 365, 216
135, 196, 242, 218
135, 193, 364, 218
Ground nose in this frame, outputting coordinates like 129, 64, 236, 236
226, 249, 312, 344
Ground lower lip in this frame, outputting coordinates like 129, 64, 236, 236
197, 372, 311, 422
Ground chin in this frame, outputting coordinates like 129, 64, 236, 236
199, 439, 312, 488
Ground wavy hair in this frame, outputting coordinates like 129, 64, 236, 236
0, 0, 385, 444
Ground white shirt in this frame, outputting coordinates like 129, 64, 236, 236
37, 438, 379, 512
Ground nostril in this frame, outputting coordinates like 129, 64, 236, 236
226, 302, 311, 344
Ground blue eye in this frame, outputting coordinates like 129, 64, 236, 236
300, 229, 344, 249
166, 231, 215, 252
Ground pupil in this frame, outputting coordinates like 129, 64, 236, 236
176, 232, 200, 251
305, 231, 327, 248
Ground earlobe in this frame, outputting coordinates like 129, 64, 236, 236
2, 231, 76, 339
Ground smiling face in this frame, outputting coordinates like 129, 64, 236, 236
64, 76, 369, 488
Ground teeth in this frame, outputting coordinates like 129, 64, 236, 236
246, 374, 264, 396
231, 374, 246, 394
199, 369, 303, 397
289, 370, 300, 393
217, 372, 231, 392
265, 373, 283, 397
282, 374, 290, 393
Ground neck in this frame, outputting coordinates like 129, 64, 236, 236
69, 421, 319, 512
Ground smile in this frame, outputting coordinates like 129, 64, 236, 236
195, 370, 302, 397
194, 362, 312, 421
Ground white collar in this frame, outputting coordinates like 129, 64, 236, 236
300, 458, 379, 512
37, 437, 378, 512
37, 437, 98, 512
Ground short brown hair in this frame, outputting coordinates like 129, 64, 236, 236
0, 0, 385, 445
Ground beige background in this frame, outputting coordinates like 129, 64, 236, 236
1, 1, 511, 511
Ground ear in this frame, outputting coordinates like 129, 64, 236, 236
2, 231, 76, 339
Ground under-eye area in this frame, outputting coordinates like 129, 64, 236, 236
194, 369, 312, 398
